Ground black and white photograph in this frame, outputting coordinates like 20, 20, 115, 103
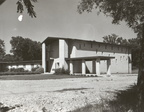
0, 0, 143, 112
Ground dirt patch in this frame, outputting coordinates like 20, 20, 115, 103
55, 88, 90, 92
0, 74, 137, 112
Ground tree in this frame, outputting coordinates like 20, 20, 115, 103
78, 0, 144, 107
10, 36, 42, 61
3, 54, 22, 62
128, 38, 141, 67
0, 0, 37, 18
103, 34, 141, 67
103, 34, 128, 45
0, 39, 5, 60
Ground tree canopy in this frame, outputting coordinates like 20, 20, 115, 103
103, 34, 141, 67
103, 34, 128, 45
0, 0, 37, 17
78, 0, 144, 107
0, 39, 5, 60
78, 0, 144, 33
10, 36, 42, 61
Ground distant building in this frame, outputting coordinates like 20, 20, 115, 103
0, 60, 42, 72
42, 37, 132, 76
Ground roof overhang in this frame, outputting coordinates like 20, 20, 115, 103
42, 37, 131, 49
66, 56, 115, 61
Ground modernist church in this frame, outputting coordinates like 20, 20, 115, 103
42, 37, 132, 76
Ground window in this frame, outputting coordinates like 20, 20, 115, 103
79, 44, 81, 49
111, 46, 113, 50
99, 44, 101, 47
91, 43, 93, 48
105, 45, 107, 49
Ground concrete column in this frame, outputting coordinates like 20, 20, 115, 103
82, 59, 86, 75
96, 58, 100, 75
92, 60, 96, 74
70, 60, 73, 75
107, 59, 111, 76
42, 43, 46, 73
128, 55, 132, 74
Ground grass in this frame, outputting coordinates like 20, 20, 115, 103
0, 74, 90, 80
72, 85, 144, 112
55, 88, 90, 92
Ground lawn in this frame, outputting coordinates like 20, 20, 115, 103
0, 74, 89, 80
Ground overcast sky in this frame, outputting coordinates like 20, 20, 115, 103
0, 0, 137, 53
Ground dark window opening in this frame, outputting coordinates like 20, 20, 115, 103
79, 44, 81, 49
91, 43, 93, 48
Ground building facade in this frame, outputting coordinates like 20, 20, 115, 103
42, 37, 132, 76
0, 60, 42, 72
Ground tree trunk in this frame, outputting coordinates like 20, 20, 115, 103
137, 23, 144, 108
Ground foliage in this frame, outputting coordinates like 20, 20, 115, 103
128, 38, 141, 67
78, 1, 144, 105
0, 0, 37, 18
54, 67, 70, 75
103, 34, 141, 67
0, 39, 5, 60
103, 34, 128, 45
78, 0, 144, 30
34, 66, 44, 73
31, 66, 44, 73
0, 72, 40, 76
2, 54, 22, 62
31, 66, 39, 72
8, 68, 26, 72
10, 36, 42, 61
0, 64, 8, 72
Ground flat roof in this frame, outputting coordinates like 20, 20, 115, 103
42, 36, 131, 48
66, 56, 115, 61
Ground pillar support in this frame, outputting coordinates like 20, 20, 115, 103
96, 58, 100, 75
70, 60, 73, 75
42, 43, 46, 73
92, 60, 96, 74
82, 59, 86, 75
107, 59, 111, 76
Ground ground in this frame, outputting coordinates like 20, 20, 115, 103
0, 74, 137, 112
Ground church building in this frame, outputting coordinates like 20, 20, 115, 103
42, 37, 132, 76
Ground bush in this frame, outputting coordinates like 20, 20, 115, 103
31, 67, 38, 72
9, 68, 26, 72
54, 67, 70, 75
0, 72, 39, 76
0, 65, 8, 72
35, 67, 44, 73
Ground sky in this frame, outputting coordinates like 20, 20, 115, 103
0, 0, 137, 53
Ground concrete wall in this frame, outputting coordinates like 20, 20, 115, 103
45, 39, 69, 73
43, 38, 131, 74
69, 40, 131, 74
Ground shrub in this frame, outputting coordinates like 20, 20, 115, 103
31, 66, 40, 72
54, 67, 70, 75
9, 68, 26, 72
0, 72, 39, 76
35, 67, 44, 73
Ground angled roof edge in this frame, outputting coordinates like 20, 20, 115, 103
42, 36, 131, 48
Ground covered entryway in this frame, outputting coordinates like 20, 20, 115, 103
66, 56, 114, 76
